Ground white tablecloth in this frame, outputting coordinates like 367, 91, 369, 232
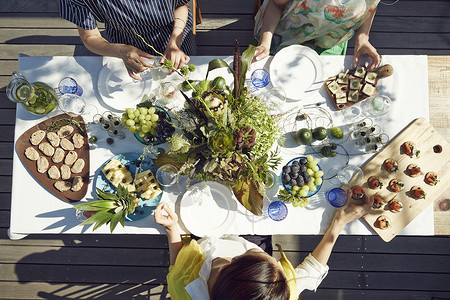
9, 54, 432, 238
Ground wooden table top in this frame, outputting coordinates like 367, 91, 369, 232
428, 56, 450, 235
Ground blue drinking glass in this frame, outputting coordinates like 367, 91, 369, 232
251, 69, 270, 89
326, 188, 348, 208
268, 201, 288, 221
58, 77, 83, 96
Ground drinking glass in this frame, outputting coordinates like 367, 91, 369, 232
363, 143, 384, 153
355, 133, 389, 147
160, 82, 177, 101
107, 129, 126, 139
58, 77, 83, 96
351, 124, 381, 140
326, 188, 348, 207
58, 94, 86, 117
156, 164, 178, 188
337, 165, 364, 186
93, 113, 112, 131
261, 86, 286, 114
264, 170, 277, 189
362, 95, 391, 117
350, 117, 373, 131
251, 69, 270, 89
268, 201, 288, 221
93, 111, 125, 138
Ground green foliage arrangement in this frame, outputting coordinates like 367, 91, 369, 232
162, 42, 282, 215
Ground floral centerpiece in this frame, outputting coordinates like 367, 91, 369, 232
159, 42, 282, 215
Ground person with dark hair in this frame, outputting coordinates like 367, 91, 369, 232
59, 0, 197, 80
253, 0, 381, 69
154, 189, 373, 299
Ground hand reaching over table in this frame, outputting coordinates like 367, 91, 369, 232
154, 202, 182, 265
154, 202, 179, 231
312, 190, 373, 267
116, 45, 155, 80
334, 189, 374, 229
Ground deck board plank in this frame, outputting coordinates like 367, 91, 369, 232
0, 281, 169, 300
0, 0, 449, 299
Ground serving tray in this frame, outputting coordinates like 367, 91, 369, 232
16, 114, 89, 202
344, 118, 449, 242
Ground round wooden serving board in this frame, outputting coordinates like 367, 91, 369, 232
16, 114, 89, 203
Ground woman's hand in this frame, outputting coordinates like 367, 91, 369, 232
334, 189, 374, 227
155, 202, 182, 265
253, 45, 270, 62
164, 44, 190, 71
354, 36, 381, 70
115, 45, 155, 80
154, 202, 179, 231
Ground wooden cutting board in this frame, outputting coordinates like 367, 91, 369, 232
344, 118, 449, 242
324, 64, 394, 110
16, 114, 89, 203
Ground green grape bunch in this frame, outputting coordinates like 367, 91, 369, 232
121, 107, 160, 138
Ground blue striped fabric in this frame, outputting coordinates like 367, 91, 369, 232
59, 0, 197, 55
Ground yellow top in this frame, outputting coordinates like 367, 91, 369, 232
166, 239, 299, 300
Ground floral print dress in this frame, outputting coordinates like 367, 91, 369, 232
254, 0, 379, 54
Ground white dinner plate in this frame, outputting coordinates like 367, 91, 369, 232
97, 59, 152, 111
270, 45, 323, 100
180, 181, 237, 237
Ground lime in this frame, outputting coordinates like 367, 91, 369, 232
320, 146, 333, 157
329, 126, 344, 139
35, 106, 45, 114
16, 84, 33, 101
295, 128, 312, 145
312, 127, 327, 140
211, 76, 226, 91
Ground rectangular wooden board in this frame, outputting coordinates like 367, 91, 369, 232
347, 118, 449, 242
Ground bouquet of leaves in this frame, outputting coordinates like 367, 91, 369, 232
160, 41, 282, 215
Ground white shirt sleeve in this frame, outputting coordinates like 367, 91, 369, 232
295, 253, 329, 293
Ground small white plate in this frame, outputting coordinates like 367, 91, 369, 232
180, 181, 237, 237
270, 45, 323, 100
97, 59, 152, 111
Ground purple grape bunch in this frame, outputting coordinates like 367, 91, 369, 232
143, 110, 175, 144
282, 157, 311, 187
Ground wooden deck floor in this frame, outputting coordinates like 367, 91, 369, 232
1, 0, 450, 299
